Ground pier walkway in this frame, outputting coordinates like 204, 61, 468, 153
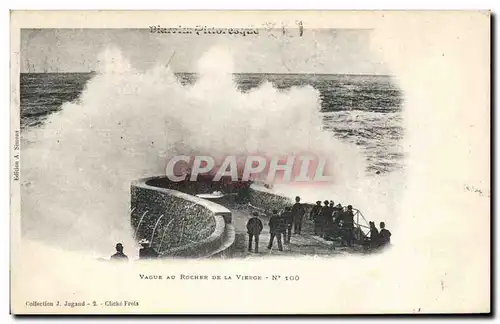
228, 205, 359, 258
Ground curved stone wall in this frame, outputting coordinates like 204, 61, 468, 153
131, 177, 232, 258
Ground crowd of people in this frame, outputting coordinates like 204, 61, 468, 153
110, 195, 392, 259
246, 196, 392, 253
110, 239, 159, 261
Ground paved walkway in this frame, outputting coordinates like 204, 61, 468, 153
229, 205, 356, 258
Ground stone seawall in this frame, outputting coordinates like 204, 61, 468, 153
131, 177, 233, 258
130, 177, 318, 258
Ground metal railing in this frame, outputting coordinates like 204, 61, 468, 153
246, 202, 371, 243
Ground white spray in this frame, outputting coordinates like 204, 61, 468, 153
21, 46, 397, 255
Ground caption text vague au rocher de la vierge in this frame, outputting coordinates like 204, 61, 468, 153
139, 273, 300, 281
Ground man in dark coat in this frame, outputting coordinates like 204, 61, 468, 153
368, 221, 379, 249
246, 212, 264, 252
333, 203, 344, 228
321, 200, 333, 238
281, 207, 293, 244
267, 210, 285, 251
291, 196, 305, 235
310, 201, 323, 236
342, 205, 355, 246
379, 222, 392, 247
110, 242, 128, 261
139, 239, 159, 259
362, 221, 379, 251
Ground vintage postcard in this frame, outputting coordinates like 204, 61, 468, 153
10, 10, 490, 314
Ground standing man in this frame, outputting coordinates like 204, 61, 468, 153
310, 201, 323, 236
246, 212, 264, 253
291, 196, 305, 235
368, 221, 379, 250
267, 210, 284, 251
325, 200, 337, 238
333, 204, 344, 228
343, 205, 355, 246
329, 201, 341, 238
110, 243, 128, 261
281, 207, 293, 244
379, 222, 392, 247
321, 200, 333, 238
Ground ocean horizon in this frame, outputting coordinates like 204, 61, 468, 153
20, 71, 404, 174
20, 71, 395, 77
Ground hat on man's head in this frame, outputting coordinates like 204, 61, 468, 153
138, 238, 150, 245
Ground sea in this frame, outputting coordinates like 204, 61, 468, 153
20, 72, 404, 174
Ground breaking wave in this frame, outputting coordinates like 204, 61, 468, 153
21, 46, 400, 254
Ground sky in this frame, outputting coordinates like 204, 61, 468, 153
20, 28, 390, 74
